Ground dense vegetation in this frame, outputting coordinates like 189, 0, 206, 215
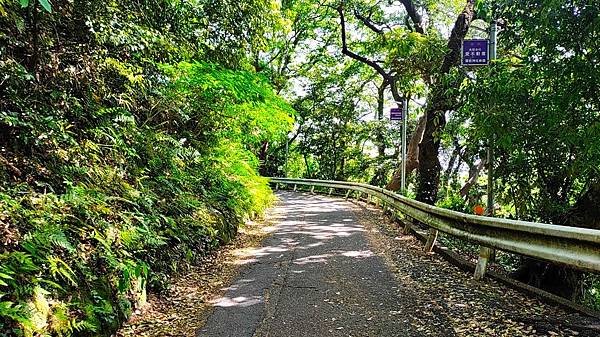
1, 0, 599, 335
0, 0, 292, 335
268, 0, 600, 310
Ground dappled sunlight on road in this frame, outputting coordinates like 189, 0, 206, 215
199, 191, 600, 337
211, 295, 263, 308
339, 250, 374, 258
199, 190, 450, 337
229, 244, 292, 265
224, 192, 368, 267
292, 249, 374, 265
204, 191, 377, 315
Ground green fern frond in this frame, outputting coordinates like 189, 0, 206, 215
48, 232, 75, 254
47, 256, 77, 287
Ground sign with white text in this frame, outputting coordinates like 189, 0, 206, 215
390, 107, 403, 121
462, 39, 489, 66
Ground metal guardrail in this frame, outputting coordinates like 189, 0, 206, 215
269, 177, 600, 278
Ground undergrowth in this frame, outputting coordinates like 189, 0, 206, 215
0, 57, 292, 336
0, 2, 295, 333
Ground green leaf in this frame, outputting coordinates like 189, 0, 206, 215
19, 0, 29, 8
474, 0, 492, 22
0, 272, 11, 287
0, 272, 13, 280
38, 0, 52, 12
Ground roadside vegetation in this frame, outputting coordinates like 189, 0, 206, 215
1, 0, 599, 335
0, 1, 292, 335
268, 0, 600, 311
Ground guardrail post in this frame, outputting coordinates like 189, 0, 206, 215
474, 246, 494, 280
328, 188, 333, 196
275, 183, 279, 191
402, 220, 412, 234
424, 229, 438, 252
355, 191, 360, 200
345, 190, 351, 200
293, 184, 297, 191
310, 186, 315, 194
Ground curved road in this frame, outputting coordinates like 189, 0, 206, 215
198, 191, 599, 337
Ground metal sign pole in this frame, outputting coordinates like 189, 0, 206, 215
487, 21, 497, 217
285, 137, 289, 177
401, 98, 408, 194
476, 20, 498, 280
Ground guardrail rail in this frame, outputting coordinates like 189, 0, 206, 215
269, 177, 600, 279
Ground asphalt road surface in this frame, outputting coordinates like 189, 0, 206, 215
198, 191, 599, 337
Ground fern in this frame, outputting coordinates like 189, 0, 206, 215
48, 232, 75, 254
0, 271, 14, 287
0, 300, 32, 329
47, 256, 77, 287
22, 228, 75, 260
113, 113, 136, 126
0, 59, 288, 336
49, 302, 98, 336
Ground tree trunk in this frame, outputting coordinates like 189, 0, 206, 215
258, 141, 269, 176
416, 97, 447, 204
386, 114, 426, 190
556, 181, 600, 230
339, 157, 345, 180
415, 0, 475, 204
441, 139, 462, 188
371, 80, 389, 187
331, 128, 338, 179
303, 153, 312, 178
459, 157, 486, 198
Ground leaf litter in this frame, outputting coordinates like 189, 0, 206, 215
116, 214, 277, 337
353, 201, 600, 337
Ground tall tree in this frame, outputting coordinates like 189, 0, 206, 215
458, 0, 600, 298
336, 0, 428, 185
415, 0, 476, 204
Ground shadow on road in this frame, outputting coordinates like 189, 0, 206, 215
198, 191, 455, 337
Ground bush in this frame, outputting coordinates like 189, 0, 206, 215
435, 192, 470, 213
0, 61, 292, 336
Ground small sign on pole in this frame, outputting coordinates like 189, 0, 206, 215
461, 39, 489, 66
390, 107, 403, 121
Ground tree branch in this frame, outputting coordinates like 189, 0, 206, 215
337, 4, 390, 80
460, 157, 487, 198
399, 0, 425, 34
353, 9, 384, 35
440, 1, 476, 74
0, 154, 22, 177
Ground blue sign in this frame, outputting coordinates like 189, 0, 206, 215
462, 39, 489, 66
390, 107, 403, 121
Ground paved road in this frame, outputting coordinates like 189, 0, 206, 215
198, 191, 598, 337
198, 191, 426, 336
